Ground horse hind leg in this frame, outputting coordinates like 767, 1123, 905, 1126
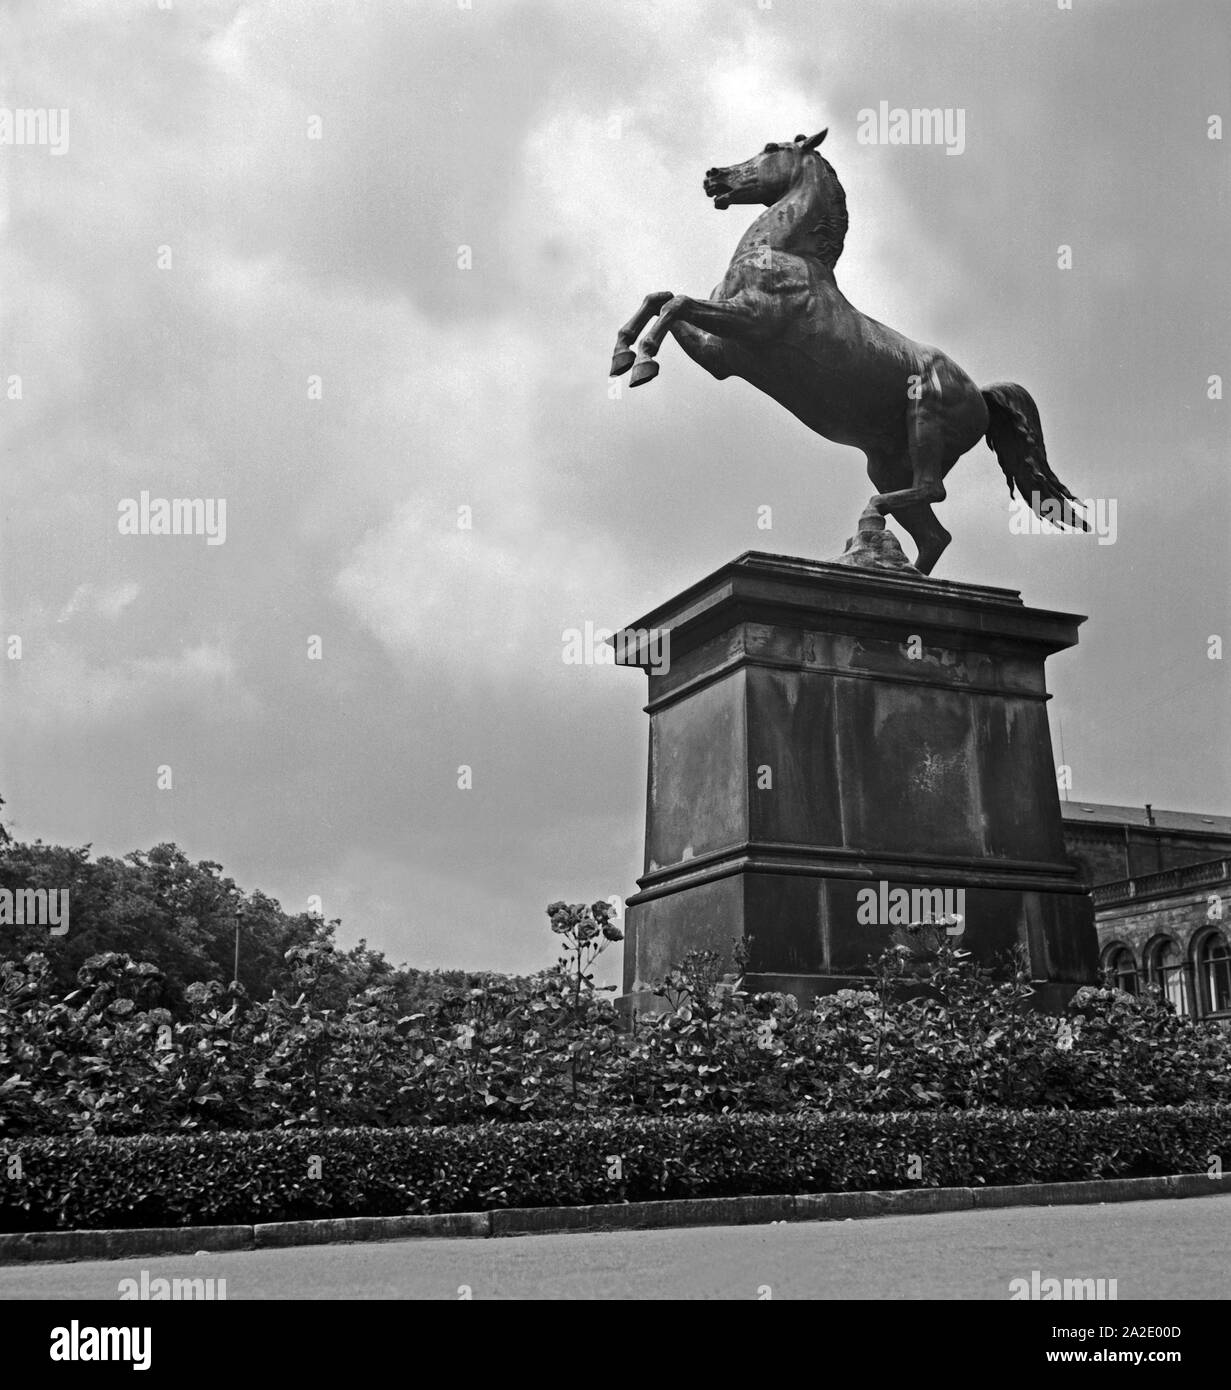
866, 451, 950, 575
869, 378, 960, 573
611, 291, 673, 376
894, 501, 951, 576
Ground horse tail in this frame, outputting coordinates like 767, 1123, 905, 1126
981, 382, 1088, 531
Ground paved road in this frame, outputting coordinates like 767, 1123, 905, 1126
1, 1195, 1227, 1300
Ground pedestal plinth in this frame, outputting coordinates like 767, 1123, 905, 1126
615, 552, 1098, 1014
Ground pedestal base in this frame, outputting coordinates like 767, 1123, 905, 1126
614, 551, 1098, 1013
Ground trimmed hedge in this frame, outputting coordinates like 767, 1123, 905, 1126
2, 1103, 1228, 1232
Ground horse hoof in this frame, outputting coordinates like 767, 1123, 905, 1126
629, 358, 659, 387
610, 348, 636, 377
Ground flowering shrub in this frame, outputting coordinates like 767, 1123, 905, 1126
2, 905, 1229, 1139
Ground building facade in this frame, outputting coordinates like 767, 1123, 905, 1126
1061, 803, 1231, 1021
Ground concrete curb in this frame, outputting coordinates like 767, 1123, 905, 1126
0, 1224, 252, 1265
4, 1172, 1230, 1265
254, 1212, 490, 1248
489, 1194, 792, 1236
972, 1177, 1173, 1209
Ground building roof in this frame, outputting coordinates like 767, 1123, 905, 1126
1061, 802, 1231, 835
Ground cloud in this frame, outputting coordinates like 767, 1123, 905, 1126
0, 0, 1226, 980
8, 641, 255, 728
56, 581, 141, 623
331, 312, 634, 686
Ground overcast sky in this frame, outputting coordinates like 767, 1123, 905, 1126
1, 0, 1227, 983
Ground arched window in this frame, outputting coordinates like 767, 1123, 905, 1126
1194, 931, 1231, 1018
1146, 938, 1189, 1016
1101, 944, 1137, 995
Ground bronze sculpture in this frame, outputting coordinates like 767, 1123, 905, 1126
610, 130, 1087, 574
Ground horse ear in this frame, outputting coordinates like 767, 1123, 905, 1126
801, 129, 828, 149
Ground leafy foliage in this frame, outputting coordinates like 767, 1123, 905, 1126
0, 835, 488, 1016
1, 1103, 1228, 1231
3, 916, 1230, 1139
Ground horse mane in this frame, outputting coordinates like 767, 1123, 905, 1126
808, 153, 848, 268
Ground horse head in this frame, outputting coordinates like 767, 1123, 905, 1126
703, 130, 829, 210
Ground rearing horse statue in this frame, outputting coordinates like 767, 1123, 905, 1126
610, 129, 1086, 574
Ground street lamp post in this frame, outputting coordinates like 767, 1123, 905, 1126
233, 904, 244, 987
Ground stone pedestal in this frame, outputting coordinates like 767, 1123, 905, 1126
614, 551, 1098, 1014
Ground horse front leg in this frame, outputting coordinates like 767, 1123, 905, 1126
628, 293, 770, 386
610, 291, 674, 376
